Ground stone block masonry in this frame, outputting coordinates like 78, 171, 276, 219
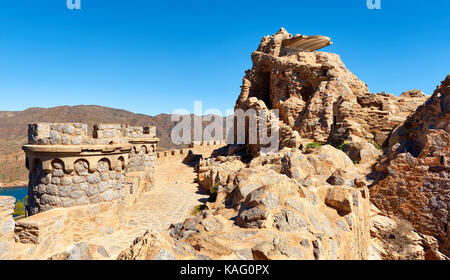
0, 196, 15, 260
22, 123, 159, 216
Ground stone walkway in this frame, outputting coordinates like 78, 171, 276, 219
85, 162, 208, 259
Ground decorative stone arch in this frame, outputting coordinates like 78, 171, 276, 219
139, 145, 148, 155
97, 158, 112, 173
74, 159, 90, 175
52, 159, 65, 171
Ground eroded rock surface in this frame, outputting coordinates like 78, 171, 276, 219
234, 28, 428, 156
119, 146, 371, 260
370, 75, 450, 258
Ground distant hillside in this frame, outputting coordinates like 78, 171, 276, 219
0, 105, 225, 186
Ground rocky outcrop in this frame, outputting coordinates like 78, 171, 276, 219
49, 242, 110, 260
120, 146, 371, 260
197, 156, 245, 192
280, 145, 358, 181
330, 90, 428, 147
370, 75, 450, 258
369, 204, 448, 260
234, 28, 428, 156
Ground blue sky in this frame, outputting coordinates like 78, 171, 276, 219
0, 0, 449, 116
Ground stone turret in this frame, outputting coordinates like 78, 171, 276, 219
22, 123, 159, 215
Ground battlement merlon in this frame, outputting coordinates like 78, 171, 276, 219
189, 140, 227, 147
22, 123, 159, 183
25, 123, 158, 146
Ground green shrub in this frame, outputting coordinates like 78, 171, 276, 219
370, 141, 382, 150
208, 183, 219, 203
337, 142, 347, 151
353, 160, 360, 165
13, 196, 28, 217
330, 141, 348, 151
191, 204, 206, 216
306, 142, 324, 149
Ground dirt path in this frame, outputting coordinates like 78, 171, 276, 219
85, 162, 208, 259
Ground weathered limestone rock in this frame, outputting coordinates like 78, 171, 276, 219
329, 90, 428, 147
281, 145, 356, 180
48, 242, 110, 260
0, 196, 15, 260
197, 156, 245, 192
370, 75, 450, 258
117, 230, 199, 260
341, 140, 382, 165
234, 28, 428, 156
369, 204, 448, 260
120, 145, 371, 260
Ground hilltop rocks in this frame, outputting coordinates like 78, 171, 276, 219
234, 28, 428, 155
117, 230, 178, 260
370, 75, 450, 258
281, 145, 357, 180
330, 90, 428, 147
341, 140, 382, 165
119, 144, 371, 260
48, 242, 110, 260
197, 156, 245, 192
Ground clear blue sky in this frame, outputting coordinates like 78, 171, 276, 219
0, 0, 449, 116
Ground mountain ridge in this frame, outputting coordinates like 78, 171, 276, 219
0, 105, 224, 186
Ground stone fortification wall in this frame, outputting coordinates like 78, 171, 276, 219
13, 200, 126, 260
23, 123, 159, 215
156, 140, 227, 164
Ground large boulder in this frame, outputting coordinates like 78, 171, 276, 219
281, 145, 356, 180
197, 156, 245, 192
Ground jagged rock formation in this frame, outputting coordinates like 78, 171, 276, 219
369, 204, 446, 260
235, 28, 428, 155
197, 156, 245, 192
116, 31, 445, 260
119, 146, 372, 260
370, 75, 450, 259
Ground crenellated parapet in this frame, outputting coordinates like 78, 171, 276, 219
156, 140, 227, 164
190, 140, 227, 158
22, 123, 159, 216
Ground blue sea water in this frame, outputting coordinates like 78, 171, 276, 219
0, 187, 28, 202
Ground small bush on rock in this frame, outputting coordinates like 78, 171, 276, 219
306, 143, 324, 149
